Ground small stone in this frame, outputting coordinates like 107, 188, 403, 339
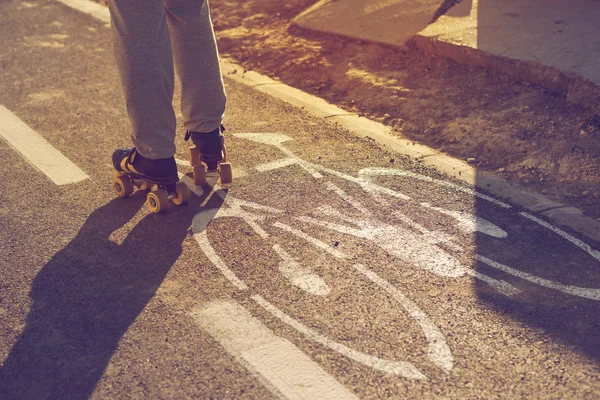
497, 168, 506, 173
542, 189, 549, 195
383, 113, 391, 119
582, 190, 590, 197
389, 159, 395, 164
467, 158, 478, 163
593, 191, 600, 199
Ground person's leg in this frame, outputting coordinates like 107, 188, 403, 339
107, 0, 177, 160
165, 0, 226, 134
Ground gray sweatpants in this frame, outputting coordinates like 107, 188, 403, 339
107, 0, 226, 159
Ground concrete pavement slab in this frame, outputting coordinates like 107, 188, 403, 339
293, 0, 600, 107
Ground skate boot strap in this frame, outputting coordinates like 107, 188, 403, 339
184, 125, 225, 141
119, 148, 139, 174
114, 148, 179, 184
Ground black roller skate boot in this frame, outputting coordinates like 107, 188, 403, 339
185, 125, 232, 186
112, 148, 191, 213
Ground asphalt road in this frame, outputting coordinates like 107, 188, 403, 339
0, 1, 599, 399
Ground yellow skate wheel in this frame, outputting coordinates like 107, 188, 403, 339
219, 162, 233, 184
193, 164, 207, 186
171, 182, 191, 206
189, 146, 201, 167
113, 175, 134, 198
146, 190, 170, 213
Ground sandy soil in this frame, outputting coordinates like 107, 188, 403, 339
209, 0, 600, 219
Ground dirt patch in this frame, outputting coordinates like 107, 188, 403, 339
210, 0, 600, 219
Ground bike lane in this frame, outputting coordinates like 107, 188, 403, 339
0, 0, 599, 399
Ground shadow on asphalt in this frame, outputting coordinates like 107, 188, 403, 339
0, 183, 226, 399
472, 182, 600, 366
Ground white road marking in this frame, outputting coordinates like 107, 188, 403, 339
354, 264, 453, 372
326, 181, 372, 215
273, 244, 331, 296
55, 0, 111, 27
191, 300, 358, 400
236, 133, 322, 178
191, 194, 285, 291
192, 211, 248, 291
273, 222, 347, 260
520, 212, 600, 262
357, 168, 512, 208
476, 254, 600, 300
0, 106, 89, 185
256, 157, 299, 173
465, 270, 521, 296
239, 133, 412, 201
420, 202, 508, 238
252, 295, 428, 379
297, 210, 467, 278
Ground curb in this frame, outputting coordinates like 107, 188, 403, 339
58, 0, 600, 243
220, 60, 600, 243
290, 4, 600, 110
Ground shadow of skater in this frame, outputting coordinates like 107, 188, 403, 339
0, 186, 225, 399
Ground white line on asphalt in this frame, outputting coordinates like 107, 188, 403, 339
326, 181, 372, 215
519, 212, 600, 261
273, 221, 347, 260
353, 264, 454, 373
56, 0, 111, 27
475, 254, 600, 300
0, 106, 89, 186
272, 243, 331, 296
252, 294, 428, 379
357, 168, 512, 208
191, 300, 358, 400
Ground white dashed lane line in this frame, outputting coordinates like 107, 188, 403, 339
191, 300, 359, 400
0, 105, 89, 186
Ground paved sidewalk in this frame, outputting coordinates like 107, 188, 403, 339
293, 0, 600, 107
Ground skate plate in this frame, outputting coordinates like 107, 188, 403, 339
189, 146, 233, 186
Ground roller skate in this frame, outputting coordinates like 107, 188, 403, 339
112, 148, 191, 213
185, 125, 232, 186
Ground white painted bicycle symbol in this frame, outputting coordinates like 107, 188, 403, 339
187, 133, 600, 381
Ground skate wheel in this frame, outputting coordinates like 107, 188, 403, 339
219, 162, 233, 184
189, 146, 201, 167
193, 164, 207, 186
113, 175, 134, 198
171, 182, 191, 206
146, 190, 170, 213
